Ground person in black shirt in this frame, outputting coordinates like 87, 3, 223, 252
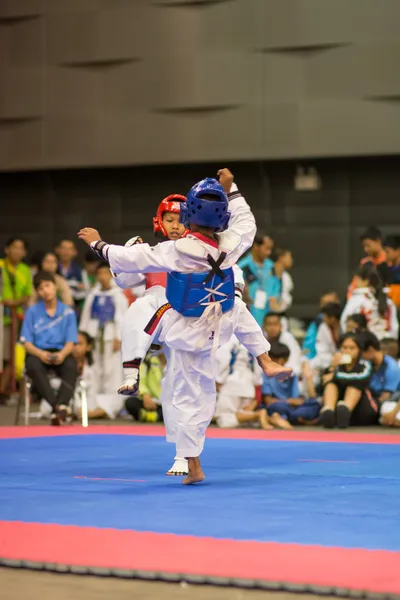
320, 332, 376, 429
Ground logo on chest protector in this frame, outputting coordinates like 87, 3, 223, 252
209, 331, 215, 341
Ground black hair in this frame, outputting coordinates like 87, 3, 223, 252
346, 313, 368, 330
357, 264, 388, 317
84, 250, 101, 263
272, 247, 290, 261
96, 261, 111, 271
33, 271, 56, 290
29, 250, 45, 268
5, 237, 28, 250
321, 302, 341, 320
360, 226, 382, 242
384, 235, 400, 250
269, 341, 290, 361
264, 312, 281, 321
357, 330, 381, 352
78, 330, 94, 366
338, 331, 363, 352
254, 232, 273, 246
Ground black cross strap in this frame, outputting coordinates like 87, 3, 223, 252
204, 252, 227, 284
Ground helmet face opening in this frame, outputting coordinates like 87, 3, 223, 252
153, 194, 186, 237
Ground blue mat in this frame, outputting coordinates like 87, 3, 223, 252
1, 435, 400, 551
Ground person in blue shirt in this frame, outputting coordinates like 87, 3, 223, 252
238, 233, 276, 326
261, 342, 320, 427
359, 331, 400, 426
20, 271, 78, 425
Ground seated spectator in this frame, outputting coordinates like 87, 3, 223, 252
73, 331, 124, 420
269, 248, 294, 318
341, 265, 398, 340
358, 331, 400, 416
261, 342, 320, 428
319, 332, 375, 429
20, 272, 78, 425
302, 291, 340, 360
125, 353, 164, 423
263, 312, 302, 375
310, 302, 341, 371
384, 235, 400, 309
345, 313, 368, 333
214, 335, 276, 430
55, 239, 85, 310
0, 237, 33, 401
79, 262, 128, 417
238, 232, 275, 325
378, 337, 400, 426
347, 227, 388, 299
30, 252, 73, 307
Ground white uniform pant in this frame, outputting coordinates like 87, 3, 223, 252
215, 393, 253, 428
92, 341, 124, 417
121, 287, 167, 364
379, 395, 400, 425
157, 299, 269, 458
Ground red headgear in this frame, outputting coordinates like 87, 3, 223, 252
153, 194, 187, 238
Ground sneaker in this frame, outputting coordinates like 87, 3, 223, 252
336, 402, 351, 429
319, 408, 335, 428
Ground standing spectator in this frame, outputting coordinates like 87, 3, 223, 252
269, 248, 294, 318
238, 233, 276, 325
82, 251, 101, 293
384, 235, 400, 309
341, 265, 398, 340
0, 238, 33, 400
79, 263, 128, 416
310, 302, 341, 371
358, 331, 400, 407
30, 252, 73, 307
55, 239, 86, 310
319, 332, 375, 429
263, 312, 302, 376
20, 272, 78, 425
302, 291, 340, 360
347, 227, 387, 298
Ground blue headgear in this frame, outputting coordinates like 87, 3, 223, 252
179, 178, 230, 232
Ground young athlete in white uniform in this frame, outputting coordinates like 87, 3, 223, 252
79, 169, 292, 484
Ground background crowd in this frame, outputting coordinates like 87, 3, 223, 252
1, 224, 400, 429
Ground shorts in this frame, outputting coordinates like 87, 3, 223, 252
379, 394, 400, 425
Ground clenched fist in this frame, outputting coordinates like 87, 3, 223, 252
78, 227, 102, 246
217, 168, 234, 194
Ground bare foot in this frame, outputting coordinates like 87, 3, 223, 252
259, 408, 274, 430
182, 457, 205, 485
269, 412, 293, 430
257, 354, 293, 382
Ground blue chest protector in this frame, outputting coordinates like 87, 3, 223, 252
166, 261, 235, 318
91, 294, 116, 326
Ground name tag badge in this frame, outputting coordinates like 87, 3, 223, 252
254, 290, 267, 310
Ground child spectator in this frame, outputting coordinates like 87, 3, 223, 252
79, 263, 128, 419
20, 271, 78, 425
82, 251, 101, 292
124, 353, 164, 423
269, 248, 294, 318
238, 233, 275, 326
347, 226, 388, 299
261, 342, 320, 428
302, 291, 340, 360
263, 312, 302, 375
31, 252, 73, 307
310, 302, 341, 371
341, 265, 398, 340
345, 313, 368, 333
0, 237, 33, 400
319, 332, 375, 429
55, 239, 86, 309
384, 235, 400, 309
358, 331, 400, 405
214, 335, 275, 430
